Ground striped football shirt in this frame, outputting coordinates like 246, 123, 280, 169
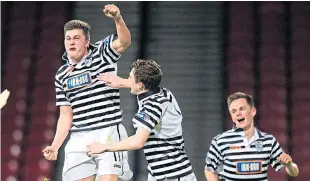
205, 126, 284, 181
55, 34, 123, 132
132, 87, 194, 180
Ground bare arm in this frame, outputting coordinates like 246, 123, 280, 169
111, 77, 131, 88
112, 15, 131, 53
275, 151, 299, 177
285, 162, 299, 177
103, 4, 131, 54
97, 73, 131, 88
107, 128, 149, 151
204, 170, 218, 181
51, 106, 73, 150
86, 128, 150, 155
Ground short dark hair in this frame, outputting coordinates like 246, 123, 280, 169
64, 20, 90, 40
227, 92, 255, 108
131, 59, 162, 90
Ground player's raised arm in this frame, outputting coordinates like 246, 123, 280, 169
104, 4, 131, 54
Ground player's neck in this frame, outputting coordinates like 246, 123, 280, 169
137, 89, 148, 95
244, 124, 255, 141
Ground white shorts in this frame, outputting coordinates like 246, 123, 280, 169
62, 123, 132, 181
147, 172, 197, 181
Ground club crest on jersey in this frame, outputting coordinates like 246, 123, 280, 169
255, 141, 263, 152
135, 112, 150, 122
84, 58, 92, 67
65, 71, 92, 90
236, 160, 262, 174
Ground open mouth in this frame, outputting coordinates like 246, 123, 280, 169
69, 48, 76, 51
237, 118, 245, 122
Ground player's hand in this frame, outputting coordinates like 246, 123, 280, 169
97, 73, 124, 88
0, 89, 10, 109
277, 153, 292, 165
42, 146, 58, 161
103, 4, 121, 20
86, 142, 108, 156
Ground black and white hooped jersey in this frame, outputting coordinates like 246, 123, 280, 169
133, 87, 194, 180
55, 34, 123, 132
205, 126, 284, 181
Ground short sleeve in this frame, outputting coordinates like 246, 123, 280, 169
55, 74, 70, 106
270, 136, 284, 172
132, 101, 164, 132
205, 139, 224, 173
95, 34, 121, 64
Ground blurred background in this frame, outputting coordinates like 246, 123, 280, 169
1, 1, 310, 181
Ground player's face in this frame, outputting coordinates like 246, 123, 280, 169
229, 98, 256, 130
128, 69, 142, 95
64, 29, 89, 62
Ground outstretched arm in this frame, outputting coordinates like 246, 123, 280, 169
97, 73, 131, 88
86, 128, 149, 156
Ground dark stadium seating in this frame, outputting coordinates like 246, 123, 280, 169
1, 2, 68, 181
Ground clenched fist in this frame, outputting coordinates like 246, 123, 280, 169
42, 146, 58, 161
103, 4, 121, 20
277, 153, 292, 165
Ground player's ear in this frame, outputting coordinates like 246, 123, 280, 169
251, 107, 256, 117
85, 34, 90, 48
138, 82, 145, 91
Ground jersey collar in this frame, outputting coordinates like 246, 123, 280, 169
231, 124, 264, 138
137, 87, 161, 102
62, 44, 95, 67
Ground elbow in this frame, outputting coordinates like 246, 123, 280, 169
204, 169, 218, 181
121, 33, 131, 48
127, 39, 132, 48
127, 34, 132, 46
134, 136, 145, 150
56, 126, 70, 135
57, 118, 72, 134
135, 140, 144, 150
122, 38, 131, 49
118, 40, 131, 54
128, 35, 132, 45
63, 121, 73, 132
